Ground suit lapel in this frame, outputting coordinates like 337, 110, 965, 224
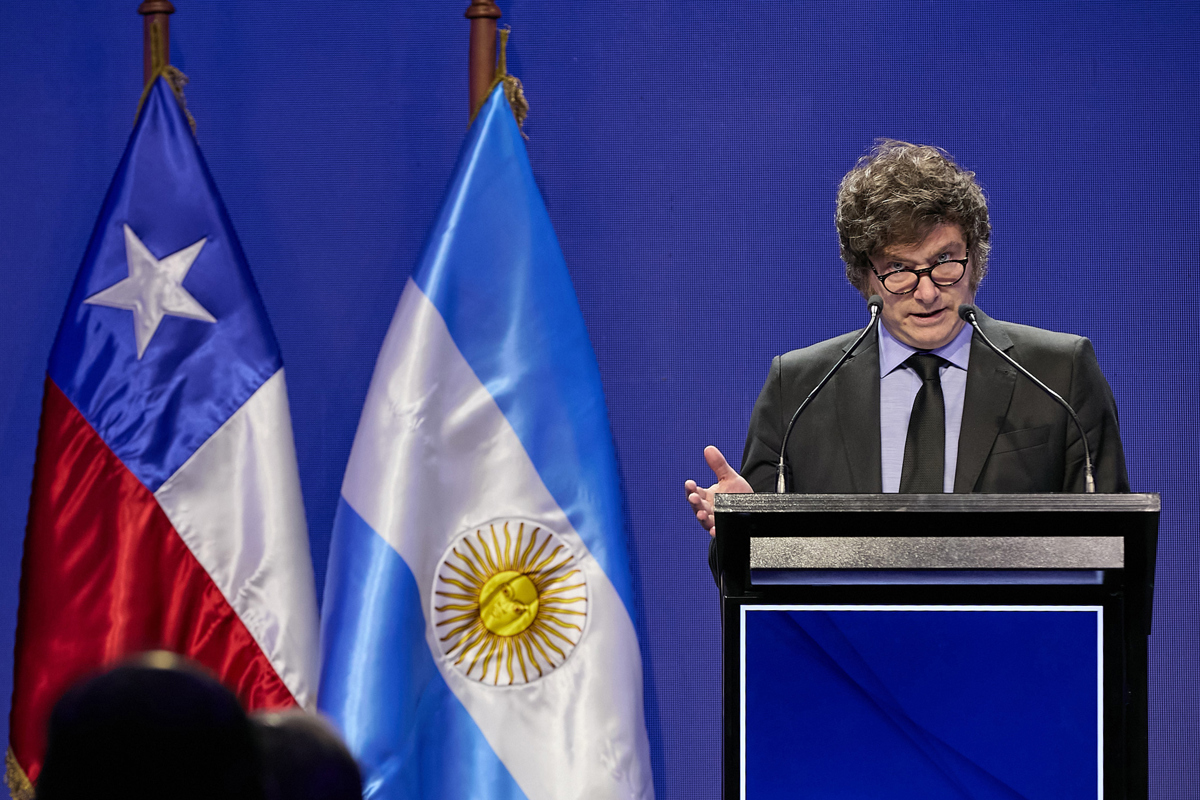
834, 332, 882, 492
954, 311, 1017, 492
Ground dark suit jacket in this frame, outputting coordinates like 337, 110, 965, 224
709, 311, 1128, 581
741, 310, 1128, 493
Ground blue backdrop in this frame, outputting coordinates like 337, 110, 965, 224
0, 2, 1196, 797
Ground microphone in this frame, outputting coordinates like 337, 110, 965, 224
775, 295, 883, 492
957, 304, 1095, 493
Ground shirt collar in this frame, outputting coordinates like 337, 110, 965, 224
878, 317, 974, 377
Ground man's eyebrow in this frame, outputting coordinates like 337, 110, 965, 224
882, 241, 967, 263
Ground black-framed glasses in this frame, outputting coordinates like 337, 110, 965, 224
872, 257, 968, 295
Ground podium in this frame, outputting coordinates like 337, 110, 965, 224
714, 493, 1159, 800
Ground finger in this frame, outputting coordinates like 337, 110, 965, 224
703, 445, 737, 482
687, 478, 714, 500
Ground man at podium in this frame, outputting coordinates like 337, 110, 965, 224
686, 140, 1128, 535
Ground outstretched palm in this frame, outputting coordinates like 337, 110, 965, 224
684, 445, 753, 537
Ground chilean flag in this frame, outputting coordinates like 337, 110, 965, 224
7, 78, 319, 792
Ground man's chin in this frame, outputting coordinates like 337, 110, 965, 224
900, 318, 961, 350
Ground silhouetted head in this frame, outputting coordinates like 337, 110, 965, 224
36, 651, 261, 800
252, 710, 362, 800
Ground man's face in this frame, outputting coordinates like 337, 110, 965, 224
867, 223, 975, 350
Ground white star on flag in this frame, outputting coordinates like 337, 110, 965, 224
84, 224, 217, 359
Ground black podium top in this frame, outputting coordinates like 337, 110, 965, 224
714, 492, 1160, 629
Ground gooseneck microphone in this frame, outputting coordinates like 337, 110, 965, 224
775, 295, 883, 492
957, 304, 1095, 493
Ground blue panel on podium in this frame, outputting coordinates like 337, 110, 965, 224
741, 606, 1101, 800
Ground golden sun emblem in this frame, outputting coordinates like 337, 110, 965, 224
432, 520, 588, 686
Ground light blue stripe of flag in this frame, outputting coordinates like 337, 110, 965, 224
412, 85, 636, 619
319, 498, 527, 800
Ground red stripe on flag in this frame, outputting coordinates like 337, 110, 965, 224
9, 378, 297, 783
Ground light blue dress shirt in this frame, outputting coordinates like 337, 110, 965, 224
878, 321, 974, 493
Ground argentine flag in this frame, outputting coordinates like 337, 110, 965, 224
318, 85, 653, 800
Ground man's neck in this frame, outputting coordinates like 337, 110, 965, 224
878, 319, 974, 377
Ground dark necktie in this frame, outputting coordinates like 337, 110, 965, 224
899, 353, 946, 493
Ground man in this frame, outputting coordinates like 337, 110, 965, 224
685, 140, 1128, 538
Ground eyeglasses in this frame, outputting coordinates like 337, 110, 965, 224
872, 257, 968, 295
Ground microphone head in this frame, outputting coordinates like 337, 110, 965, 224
867, 294, 883, 313
957, 303, 979, 323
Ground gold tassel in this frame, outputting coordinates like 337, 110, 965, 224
494, 27, 528, 135
6, 747, 35, 800
472, 25, 528, 137
132, 24, 197, 136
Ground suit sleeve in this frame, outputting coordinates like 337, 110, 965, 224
709, 356, 785, 587
1065, 337, 1129, 492
740, 356, 787, 493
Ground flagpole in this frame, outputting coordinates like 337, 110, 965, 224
138, 0, 175, 84
465, 0, 501, 119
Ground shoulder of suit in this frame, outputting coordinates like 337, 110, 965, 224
776, 328, 867, 372
987, 317, 1090, 354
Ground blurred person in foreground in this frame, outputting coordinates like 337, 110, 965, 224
252, 710, 362, 800
685, 141, 1128, 566
34, 651, 261, 800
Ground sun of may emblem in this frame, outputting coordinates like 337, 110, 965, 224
432, 520, 588, 686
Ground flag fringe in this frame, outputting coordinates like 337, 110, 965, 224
5, 748, 34, 800
133, 24, 197, 135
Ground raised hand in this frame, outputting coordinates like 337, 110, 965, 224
684, 445, 754, 537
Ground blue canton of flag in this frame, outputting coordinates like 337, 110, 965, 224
318, 84, 654, 800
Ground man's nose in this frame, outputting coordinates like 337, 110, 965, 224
913, 272, 939, 300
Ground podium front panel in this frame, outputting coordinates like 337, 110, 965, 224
739, 605, 1103, 800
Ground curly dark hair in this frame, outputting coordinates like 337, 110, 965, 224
836, 140, 990, 297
